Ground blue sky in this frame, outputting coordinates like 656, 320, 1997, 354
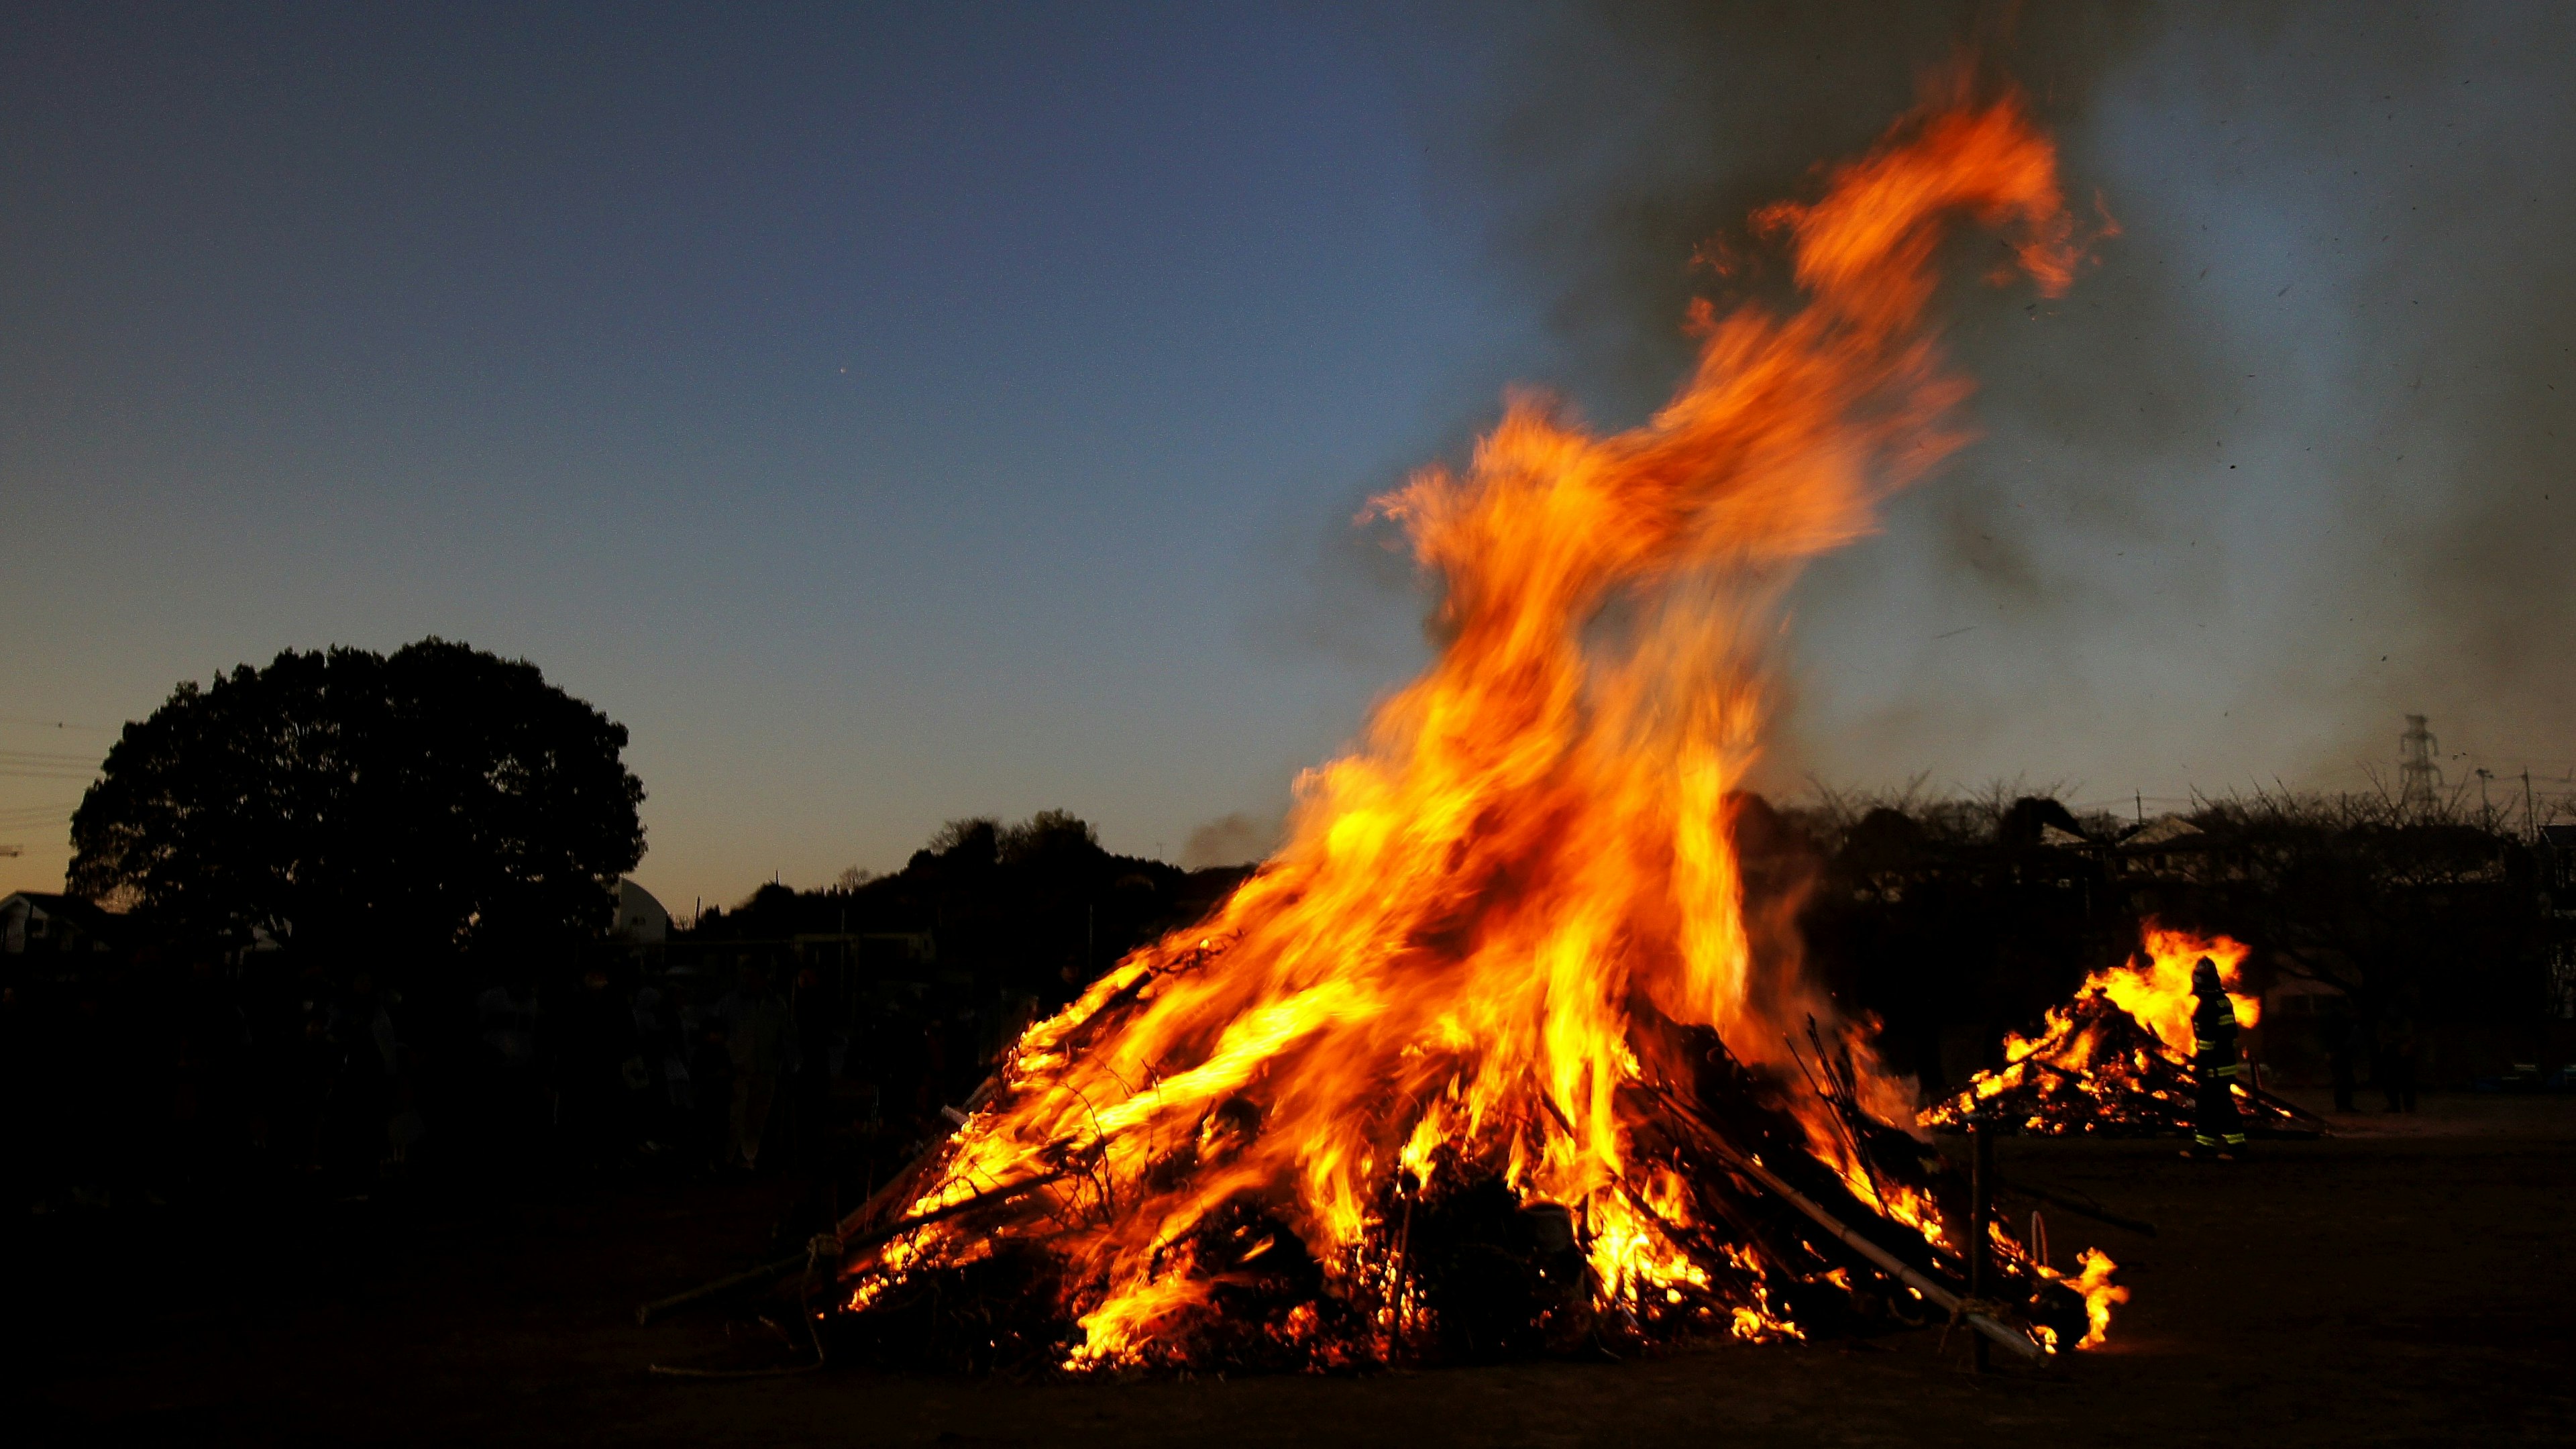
6, 3, 2572, 907
0, 4, 1514, 904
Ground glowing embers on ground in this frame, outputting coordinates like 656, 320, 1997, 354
1921, 923, 2308, 1138
828, 83, 2123, 1372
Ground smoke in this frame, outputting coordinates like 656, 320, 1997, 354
1405, 1, 2576, 800
1181, 810, 1278, 869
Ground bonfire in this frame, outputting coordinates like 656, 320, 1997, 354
1923, 924, 2315, 1138
825, 84, 2127, 1372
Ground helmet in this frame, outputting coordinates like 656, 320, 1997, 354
2191, 957, 2221, 993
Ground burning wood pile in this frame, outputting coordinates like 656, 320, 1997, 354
1921, 924, 2314, 1138
822, 87, 2127, 1373
828, 999, 2120, 1371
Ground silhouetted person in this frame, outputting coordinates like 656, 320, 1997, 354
715, 962, 790, 1171
95, 961, 171, 1204
238, 957, 307, 1167
873, 1006, 928, 1142
559, 967, 639, 1168
17, 977, 91, 1208
476, 969, 541, 1169
2186, 957, 2247, 1161
2322, 1000, 2363, 1114
0, 984, 36, 1212
2377, 1014, 2420, 1113
678, 971, 730, 1165
788, 966, 837, 1170
278, 963, 340, 1175
323, 971, 399, 1184
915, 1014, 950, 1136
629, 977, 682, 1152
172, 957, 248, 1189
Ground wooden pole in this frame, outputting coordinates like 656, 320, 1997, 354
1992, 1172, 2157, 1238
829, 1071, 1002, 1242
1970, 1118, 1993, 1373
1633, 1076, 2043, 1361
638, 1072, 1011, 1327
635, 1251, 810, 1326
636, 1168, 1066, 1326
1699, 1125, 2043, 1362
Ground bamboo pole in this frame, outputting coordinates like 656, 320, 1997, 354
830, 1072, 1002, 1242
1713, 1139, 2043, 1362
639, 1073, 1009, 1327
635, 1169, 1066, 1327
1969, 1122, 1993, 1373
1992, 1173, 2157, 1238
1634, 1077, 2043, 1361
635, 1251, 811, 1326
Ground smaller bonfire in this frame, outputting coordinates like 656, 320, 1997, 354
1922, 925, 2311, 1137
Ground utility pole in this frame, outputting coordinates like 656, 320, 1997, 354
2525, 769, 2538, 841
2399, 714, 2441, 816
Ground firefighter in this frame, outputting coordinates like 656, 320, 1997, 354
2185, 957, 2247, 1161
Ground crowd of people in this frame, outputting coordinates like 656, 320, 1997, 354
0, 946, 996, 1218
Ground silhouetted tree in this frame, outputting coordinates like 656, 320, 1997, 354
2189, 794, 2542, 1022
998, 808, 1101, 866
914, 817, 1000, 874
1996, 796, 2084, 850
68, 639, 645, 957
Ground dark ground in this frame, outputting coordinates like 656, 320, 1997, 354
9, 1093, 2572, 1448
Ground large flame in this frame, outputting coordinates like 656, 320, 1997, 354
851, 88, 2089, 1366
2118, 924, 2259, 1052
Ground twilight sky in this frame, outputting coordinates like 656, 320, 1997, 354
6, 3, 2573, 910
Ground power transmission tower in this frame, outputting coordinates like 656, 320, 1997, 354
2398, 714, 2441, 816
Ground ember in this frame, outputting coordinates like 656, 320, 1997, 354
1921, 922, 2315, 1139
829, 84, 2121, 1372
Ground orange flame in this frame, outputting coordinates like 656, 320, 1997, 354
1996, 920, 2255, 1073
2118, 923, 2259, 1051
851, 87, 2092, 1366
1927, 919, 2273, 1167
2028, 1245, 2128, 1351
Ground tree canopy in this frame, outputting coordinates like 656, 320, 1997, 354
69, 639, 645, 955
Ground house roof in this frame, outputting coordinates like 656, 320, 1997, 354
2119, 814, 2206, 850
1, 892, 122, 932
1, 891, 131, 955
